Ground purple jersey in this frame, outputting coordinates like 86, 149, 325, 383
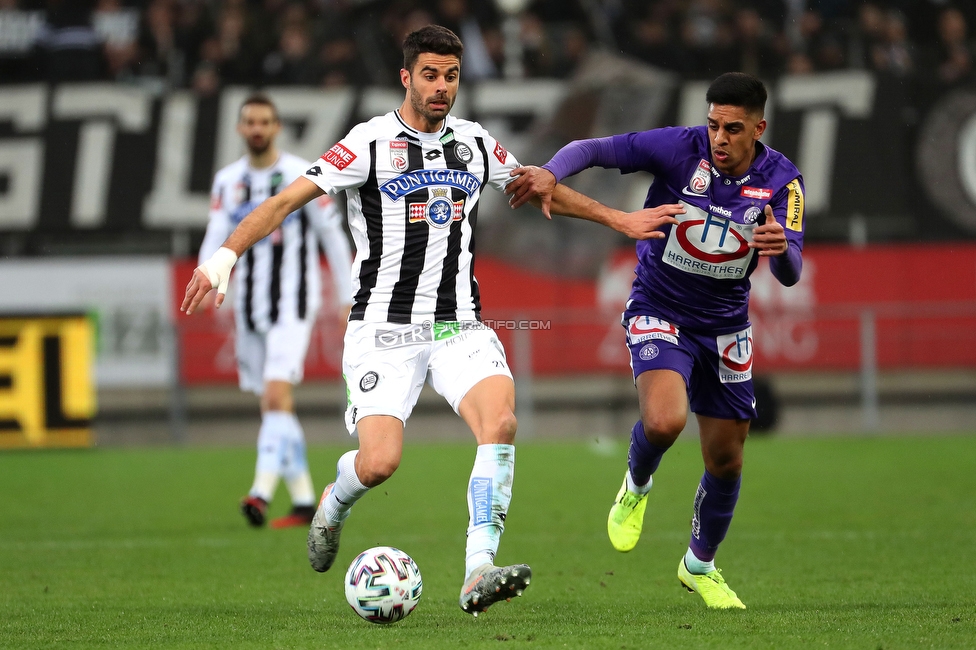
606, 126, 804, 331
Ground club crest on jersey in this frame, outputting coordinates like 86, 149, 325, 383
409, 188, 463, 228
717, 327, 753, 383
744, 206, 762, 224
454, 142, 473, 164
689, 159, 712, 194
389, 139, 408, 171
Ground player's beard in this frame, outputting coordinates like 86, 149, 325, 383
409, 84, 453, 126
246, 136, 271, 156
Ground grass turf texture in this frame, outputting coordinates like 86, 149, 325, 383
1, 436, 974, 649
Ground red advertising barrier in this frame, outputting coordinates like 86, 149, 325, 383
174, 244, 976, 384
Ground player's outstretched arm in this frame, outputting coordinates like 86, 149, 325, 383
182, 177, 324, 314
543, 183, 683, 240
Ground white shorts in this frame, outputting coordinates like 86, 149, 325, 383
342, 321, 513, 435
235, 318, 314, 395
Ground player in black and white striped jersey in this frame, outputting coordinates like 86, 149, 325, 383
198, 94, 353, 530
184, 27, 534, 614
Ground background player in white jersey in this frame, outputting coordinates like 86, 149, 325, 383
198, 94, 353, 529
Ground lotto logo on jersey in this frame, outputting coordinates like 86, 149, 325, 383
323, 143, 356, 170
717, 327, 753, 383
626, 316, 679, 345
741, 186, 772, 200
493, 142, 508, 164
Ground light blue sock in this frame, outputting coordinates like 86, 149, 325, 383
684, 547, 716, 575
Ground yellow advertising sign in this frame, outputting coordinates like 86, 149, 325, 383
0, 314, 95, 449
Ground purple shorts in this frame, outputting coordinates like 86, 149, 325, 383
623, 313, 757, 421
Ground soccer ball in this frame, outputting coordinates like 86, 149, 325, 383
344, 546, 423, 624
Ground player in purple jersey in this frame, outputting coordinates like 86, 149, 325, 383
506, 72, 805, 609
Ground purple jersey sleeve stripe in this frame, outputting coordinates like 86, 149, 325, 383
542, 137, 619, 182
769, 243, 803, 286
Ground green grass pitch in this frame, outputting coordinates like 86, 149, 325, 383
1, 435, 974, 649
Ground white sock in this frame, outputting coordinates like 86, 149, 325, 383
279, 414, 315, 506
464, 444, 515, 578
250, 411, 292, 501
626, 471, 653, 496
322, 450, 369, 524
249, 471, 277, 503
684, 547, 716, 575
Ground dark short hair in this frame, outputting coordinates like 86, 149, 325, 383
402, 25, 463, 72
240, 93, 279, 121
705, 73, 767, 115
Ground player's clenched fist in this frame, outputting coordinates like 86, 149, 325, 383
749, 204, 788, 257
181, 247, 238, 314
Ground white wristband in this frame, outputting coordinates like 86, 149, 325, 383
198, 246, 238, 296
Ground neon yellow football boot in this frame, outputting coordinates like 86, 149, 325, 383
677, 558, 746, 609
607, 473, 648, 552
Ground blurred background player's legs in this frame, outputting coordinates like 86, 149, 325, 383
239, 321, 317, 528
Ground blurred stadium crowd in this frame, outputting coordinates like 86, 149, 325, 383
1, 0, 974, 92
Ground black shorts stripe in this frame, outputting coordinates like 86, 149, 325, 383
387, 136, 431, 323
350, 141, 382, 321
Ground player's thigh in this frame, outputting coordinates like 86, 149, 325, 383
626, 316, 693, 436
342, 322, 430, 436
263, 318, 314, 385
457, 375, 517, 445
427, 324, 513, 416
685, 325, 757, 422
235, 324, 266, 395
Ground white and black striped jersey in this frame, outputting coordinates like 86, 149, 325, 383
301, 109, 519, 324
201, 151, 353, 332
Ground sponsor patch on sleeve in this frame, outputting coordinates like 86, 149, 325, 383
322, 142, 356, 170
493, 141, 508, 164
785, 177, 804, 232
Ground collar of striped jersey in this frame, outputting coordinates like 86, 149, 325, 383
394, 109, 449, 140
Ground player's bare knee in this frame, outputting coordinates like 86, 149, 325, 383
356, 454, 400, 487
706, 455, 742, 481
475, 410, 517, 445
640, 412, 684, 446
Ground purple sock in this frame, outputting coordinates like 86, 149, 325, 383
627, 420, 669, 486
689, 470, 741, 562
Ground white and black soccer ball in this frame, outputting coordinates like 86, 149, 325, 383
344, 546, 423, 624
